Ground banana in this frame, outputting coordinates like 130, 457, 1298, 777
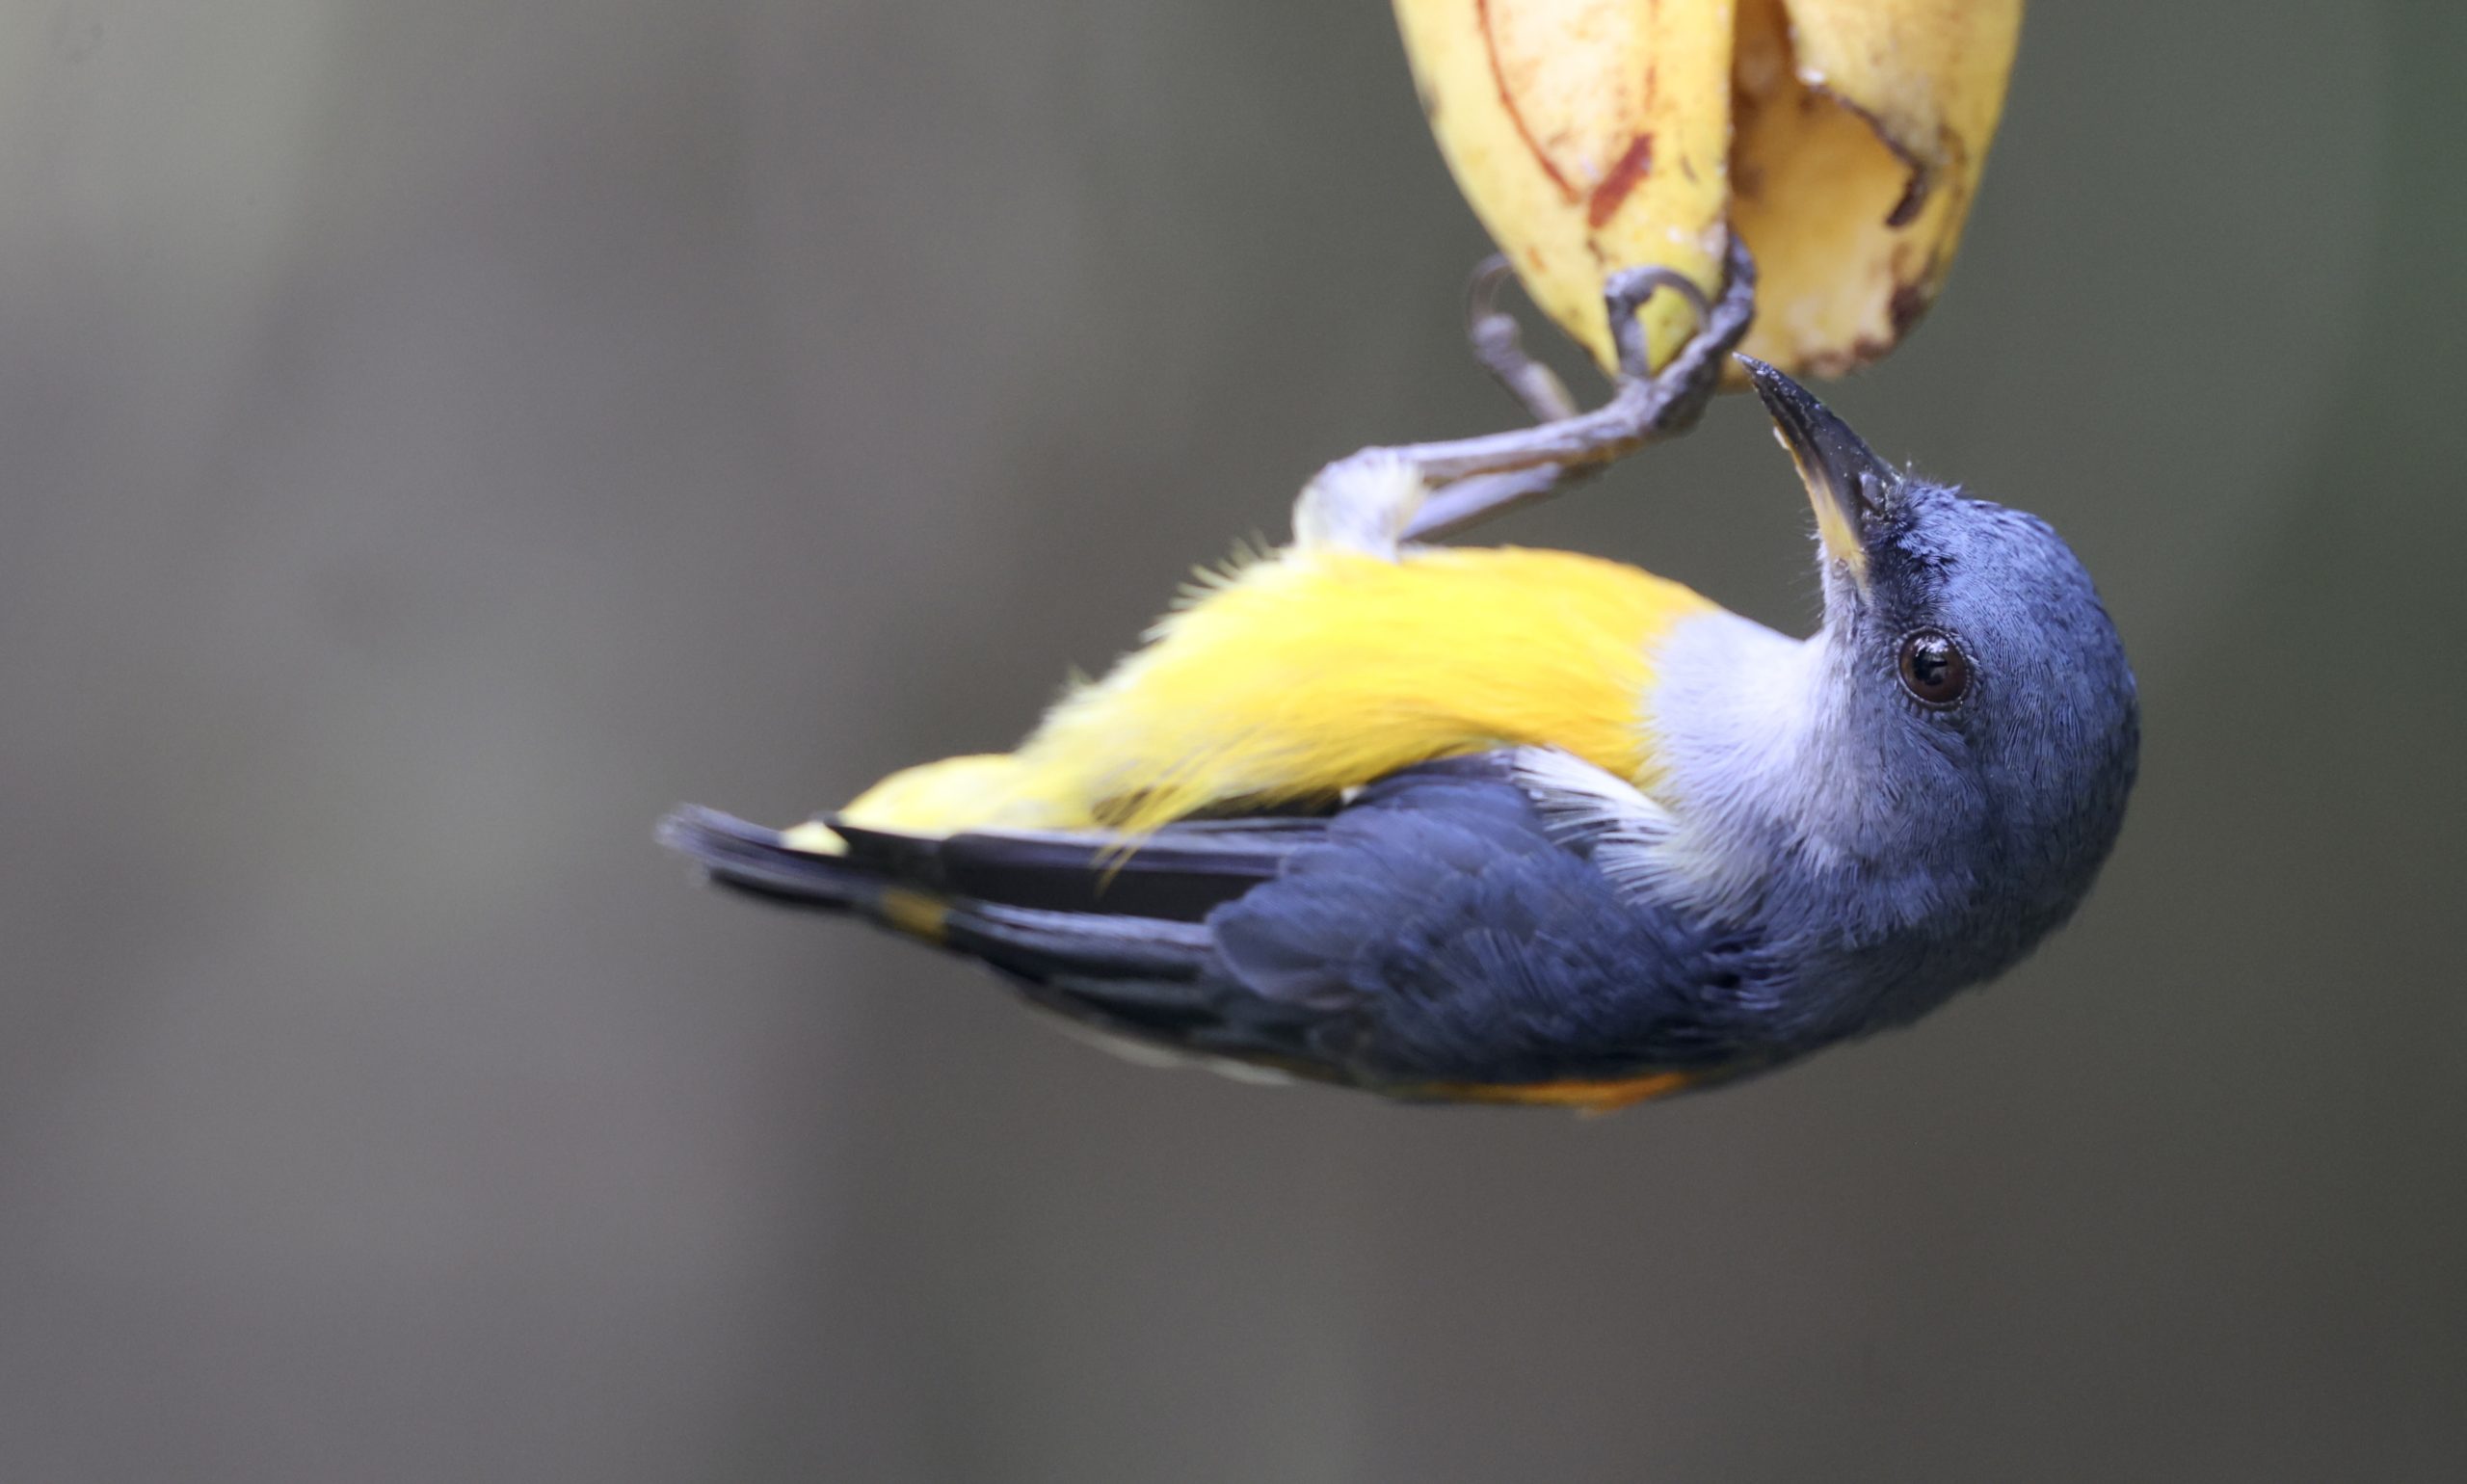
1393, 0, 2021, 380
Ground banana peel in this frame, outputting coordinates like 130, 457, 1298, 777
1394, 0, 2021, 381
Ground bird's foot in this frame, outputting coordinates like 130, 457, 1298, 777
1397, 238, 1757, 543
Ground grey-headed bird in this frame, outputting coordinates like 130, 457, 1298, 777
662, 356, 2136, 1109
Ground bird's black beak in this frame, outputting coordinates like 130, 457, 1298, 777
1738, 356, 1898, 589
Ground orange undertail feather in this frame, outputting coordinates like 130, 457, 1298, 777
1418, 1070, 1702, 1114
832, 544, 1714, 838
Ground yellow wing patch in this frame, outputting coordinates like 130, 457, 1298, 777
840, 544, 1714, 836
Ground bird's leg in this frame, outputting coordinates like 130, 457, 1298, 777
1289, 240, 1754, 556
1399, 257, 1606, 543
1385, 238, 1757, 543
1291, 258, 1598, 558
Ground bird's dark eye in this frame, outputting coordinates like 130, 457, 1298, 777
1897, 628, 1970, 706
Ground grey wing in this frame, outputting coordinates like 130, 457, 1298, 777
662, 753, 1781, 1092
1206, 756, 1782, 1088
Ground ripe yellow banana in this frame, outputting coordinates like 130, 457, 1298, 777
1394, 0, 2021, 380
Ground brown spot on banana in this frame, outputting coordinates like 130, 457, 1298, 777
1585, 132, 1656, 228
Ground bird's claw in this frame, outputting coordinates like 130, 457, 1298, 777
1624, 235, 1757, 435
1601, 263, 1712, 384
1466, 254, 1578, 425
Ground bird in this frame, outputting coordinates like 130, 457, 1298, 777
660, 340, 2137, 1111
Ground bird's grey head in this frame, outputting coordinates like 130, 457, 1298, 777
1731, 358, 2140, 1017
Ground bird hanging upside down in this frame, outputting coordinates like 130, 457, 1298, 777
662, 255, 2138, 1111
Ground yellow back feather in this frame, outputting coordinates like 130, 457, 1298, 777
838, 544, 1713, 836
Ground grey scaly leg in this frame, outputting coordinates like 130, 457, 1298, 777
1290, 238, 1757, 557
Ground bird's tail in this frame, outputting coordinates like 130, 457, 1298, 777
656, 807, 885, 915
656, 800, 1343, 1085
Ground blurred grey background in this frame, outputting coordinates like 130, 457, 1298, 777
3, 1, 2461, 1479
